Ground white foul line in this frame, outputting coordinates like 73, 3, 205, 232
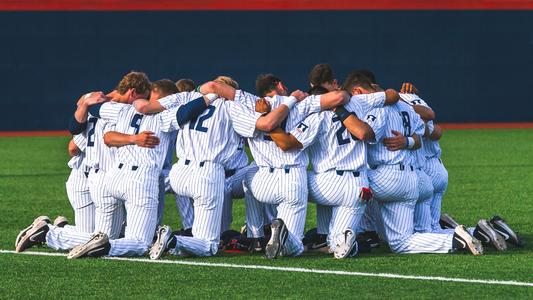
1, 249, 532, 287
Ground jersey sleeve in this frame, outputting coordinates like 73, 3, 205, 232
353, 92, 386, 115
234, 90, 259, 111
410, 107, 425, 136
99, 102, 128, 125
72, 133, 87, 152
296, 94, 322, 116
400, 93, 431, 109
229, 100, 262, 138
159, 106, 180, 132
290, 112, 323, 149
364, 107, 387, 144
102, 121, 116, 134
426, 120, 435, 135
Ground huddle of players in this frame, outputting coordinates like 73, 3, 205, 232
14, 64, 523, 260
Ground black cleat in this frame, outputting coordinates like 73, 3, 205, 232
489, 216, 523, 247
473, 219, 507, 251
357, 231, 380, 248
303, 228, 329, 253
440, 213, 460, 229
15, 216, 50, 248
265, 219, 288, 259
15, 219, 50, 252
68, 232, 110, 259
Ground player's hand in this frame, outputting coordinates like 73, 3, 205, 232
255, 98, 271, 114
400, 82, 419, 95
67, 139, 80, 157
81, 91, 108, 106
383, 130, 407, 151
134, 131, 160, 148
290, 90, 308, 102
371, 84, 384, 92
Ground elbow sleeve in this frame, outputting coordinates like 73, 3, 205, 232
68, 115, 87, 135
88, 103, 103, 118
176, 97, 208, 126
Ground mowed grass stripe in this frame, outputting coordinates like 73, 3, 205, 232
2, 250, 532, 288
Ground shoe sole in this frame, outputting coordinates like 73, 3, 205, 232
334, 232, 357, 259
456, 225, 483, 256
478, 220, 507, 251
68, 235, 108, 259
265, 220, 287, 259
15, 216, 50, 247
15, 220, 48, 253
150, 226, 171, 260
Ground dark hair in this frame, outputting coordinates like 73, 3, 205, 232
353, 69, 377, 84
307, 85, 329, 96
152, 79, 178, 97
116, 71, 151, 95
342, 72, 375, 94
175, 78, 196, 92
308, 63, 335, 87
256, 73, 281, 97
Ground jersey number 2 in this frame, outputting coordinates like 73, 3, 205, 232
189, 105, 216, 132
332, 116, 358, 145
87, 117, 98, 147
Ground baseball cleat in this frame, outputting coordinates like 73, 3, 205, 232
265, 218, 288, 259
489, 216, 523, 247
303, 228, 329, 253
15, 219, 50, 252
150, 225, 172, 260
453, 225, 484, 256
68, 232, 110, 259
440, 213, 460, 229
53, 216, 69, 228
357, 231, 380, 248
334, 229, 359, 259
473, 219, 507, 251
15, 216, 51, 248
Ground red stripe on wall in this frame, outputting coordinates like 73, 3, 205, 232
1, 0, 533, 11
0, 130, 70, 137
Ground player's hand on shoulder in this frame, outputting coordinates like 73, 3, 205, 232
255, 98, 271, 114
134, 131, 160, 148
400, 82, 419, 95
382, 130, 407, 151
80, 91, 109, 106
290, 90, 308, 102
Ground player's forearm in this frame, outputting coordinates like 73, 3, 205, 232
67, 139, 80, 157
103, 131, 136, 147
269, 128, 303, 151
176, 97, 210, 126
255, 105, 290, 132
200, 81, 236, 100
429, 124, 443, 140
413, 105, 435, 121
319, 91, 349, 111
134, 99, 164, 115
74, 101, 90, 123
411, 134, 422, 150
384, 89, 400, 105
342, 115, 375, 141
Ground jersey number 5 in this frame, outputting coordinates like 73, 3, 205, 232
130, 114, 144, 134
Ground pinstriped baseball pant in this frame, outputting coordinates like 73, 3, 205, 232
89, 169, 125, 240
169, 160, 224, 257
424, 157, 449, 232
220, 163, 257, 232
106, 164, 160, 257
308, 170, 368, 251
161, 167, 195, 230
245, 166, 307, 257
66, 168, 94, 233
370, 165, 454, 254
414, 168, 434, 233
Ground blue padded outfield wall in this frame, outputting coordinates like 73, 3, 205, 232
0, 10, 532, 130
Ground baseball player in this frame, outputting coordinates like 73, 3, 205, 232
67, 90, 215, 258
265, 85, 376, 258
198, 74, 351, 258
360, 79, 484, 255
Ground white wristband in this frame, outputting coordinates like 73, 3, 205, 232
282, 96, 297, 109
406, 137, 415, 149
205, 93, 218, 104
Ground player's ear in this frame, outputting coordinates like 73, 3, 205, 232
353, 87, 362, 95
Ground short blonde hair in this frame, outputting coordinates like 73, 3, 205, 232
116, 71, 151, 95
214, 76, 239, 89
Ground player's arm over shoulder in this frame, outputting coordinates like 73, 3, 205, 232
339, 102, 375, 141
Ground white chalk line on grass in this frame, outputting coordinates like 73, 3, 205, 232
1, 249, 532, 287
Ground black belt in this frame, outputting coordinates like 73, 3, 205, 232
370, 164, 414, 171
225, 169, 236, 178
184, 159, 205, 167
269, 167, 290, 174
336, 170, 360, 177
118, 163, 138, 171
84, 172, 89, 178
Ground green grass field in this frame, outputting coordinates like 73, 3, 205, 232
1, 129, 532, 299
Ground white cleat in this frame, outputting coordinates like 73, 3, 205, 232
454, 225, 484, 256
334, 229, 358, 259
15, 216, 50, 248
150, 225, 172, 260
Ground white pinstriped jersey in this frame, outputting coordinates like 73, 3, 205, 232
365, 101, 424, 166
401, 93, 442, 159
158, 91, 205, 110
291, 100, 367, 173
175, 98, 241, 164
350, 91, 387, 116
223, 138, 249, 170
68, 133, 88, 169
231, 91, 322, 168
98, 102, 180, 170
83, 103, 125, 171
